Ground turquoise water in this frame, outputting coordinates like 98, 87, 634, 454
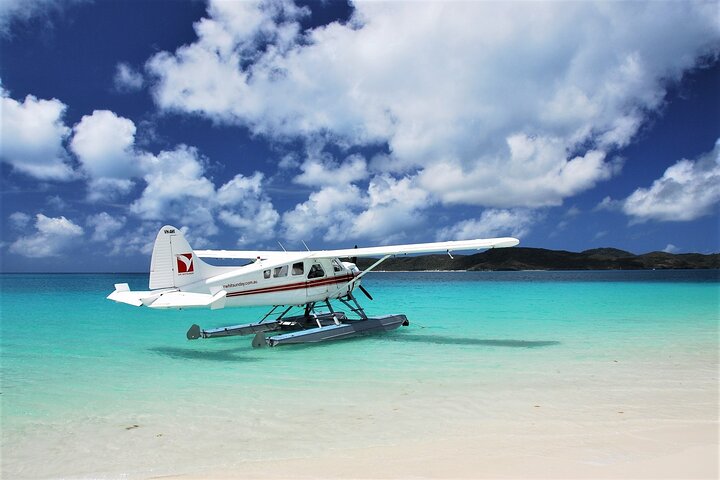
1, 271, 718, 477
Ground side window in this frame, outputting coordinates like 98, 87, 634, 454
331, 259, 343, 272
292, 262, 304, 276
273, 265, 288, 278
308, 263, 325, 279
263, 269, 271, 279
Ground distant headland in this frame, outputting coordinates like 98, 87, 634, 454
355, 247, 720, 271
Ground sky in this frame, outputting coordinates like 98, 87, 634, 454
0, 0, 719, 272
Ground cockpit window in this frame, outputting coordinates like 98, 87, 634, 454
273, 265, 288, 277
263, 269, 271, 279
308, 263, 325, 279
292, 262, 304, 275
331, 259, 343, 272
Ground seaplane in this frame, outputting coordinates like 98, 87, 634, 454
108, 225, 519, 347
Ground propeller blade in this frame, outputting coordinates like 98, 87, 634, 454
358, 284, 373, 301
351, 244, 358, 264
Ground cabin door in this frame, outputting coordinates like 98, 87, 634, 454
306, 261, 329, 299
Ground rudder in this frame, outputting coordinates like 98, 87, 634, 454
149, 225, 209, 290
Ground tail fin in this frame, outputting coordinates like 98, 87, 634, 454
149, 225, 212, 290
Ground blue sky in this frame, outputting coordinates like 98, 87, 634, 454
1, 0, 719, 272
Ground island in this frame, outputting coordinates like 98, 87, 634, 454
354, 247, 720, 271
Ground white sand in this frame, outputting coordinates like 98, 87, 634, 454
4, 350, 718, 479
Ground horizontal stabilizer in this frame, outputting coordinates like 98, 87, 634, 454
107, 283, 227, 310
107, 283, 146, 307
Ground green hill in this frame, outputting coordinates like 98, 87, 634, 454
353, 247, 720, 271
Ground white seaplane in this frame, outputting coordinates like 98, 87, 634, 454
108, 225, 519, 347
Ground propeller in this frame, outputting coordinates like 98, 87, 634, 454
350, 244, 358, 265
358, 284, 373, 301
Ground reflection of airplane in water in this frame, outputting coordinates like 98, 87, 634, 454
109, 225, 519, 347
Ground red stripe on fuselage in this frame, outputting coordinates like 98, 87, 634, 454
226, 274, 354, 298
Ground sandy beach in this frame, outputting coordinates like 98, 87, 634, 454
5, 344, 717, 479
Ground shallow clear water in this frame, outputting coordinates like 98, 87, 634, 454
1, 271, 718, 477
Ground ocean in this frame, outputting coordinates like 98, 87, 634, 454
1, 270, 718, 478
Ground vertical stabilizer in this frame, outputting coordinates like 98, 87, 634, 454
149, 225, 209, 290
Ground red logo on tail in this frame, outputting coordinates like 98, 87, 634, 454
176, 253, 194, 273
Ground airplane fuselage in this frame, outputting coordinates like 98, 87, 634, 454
171, 256, 360, 308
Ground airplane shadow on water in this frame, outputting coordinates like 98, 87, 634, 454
147, 333, 560, 361
148, 346, 260, 362
388, 334, 561, 348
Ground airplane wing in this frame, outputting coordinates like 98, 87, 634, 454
307, 237, 519, 259
196, 237, 519, 260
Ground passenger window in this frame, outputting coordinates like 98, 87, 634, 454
331, 259, 343, 272
273, 265, 288, 277
292, 262, 304, 276
308, 264, 325, 279
263, 269, 271, 279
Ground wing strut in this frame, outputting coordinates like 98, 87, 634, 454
346, 254, 392, 290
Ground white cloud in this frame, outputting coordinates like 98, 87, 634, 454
113, 62, 144, 92
104, 223, 158, 256
130, 145, 217, 234
350, 175, 428, 242
417, 139, 616, 208
663, 244, 679, 254
436, 209, 536, 241
70, 110, 139, 201
46, 195, 68, 210
622, 140, 720, 222
216, 172, 279, 244
0, 86, 74, 180
282, 184, 361, 242
129, 146, 280, 243
147, 0, 719, 210
281, 174, 429, 244
294, 153, 368, 187
8, 211, 31, 229
86, 212, 126, 242
595, 196, 622, 212
9, 213, 83, 257
0, 0, 82, 34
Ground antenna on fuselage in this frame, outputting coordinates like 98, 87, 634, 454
277, 241, 287, 252
301, 240, 310, 251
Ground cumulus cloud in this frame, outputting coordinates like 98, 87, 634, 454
147, 0, 719, 212
351, 175, 428, 242
0, 86, 74, 180
8, 211, 31, 229
294, 153, 368, 187
663, 244, 679, 254
622, 140, 720, 222
281, 174, 429, 244
86, 212, 126, 242
282, 184, 361, 242
113, 62, 144, 92
417, 139, 618, 208
9, 213, 83, 257
436, 209, 536, 241
216, 172, 280, 244
129, 145, 280, 243
0, 0, 82, 34
70, 109, 139, 201
131, 145, 218, 233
